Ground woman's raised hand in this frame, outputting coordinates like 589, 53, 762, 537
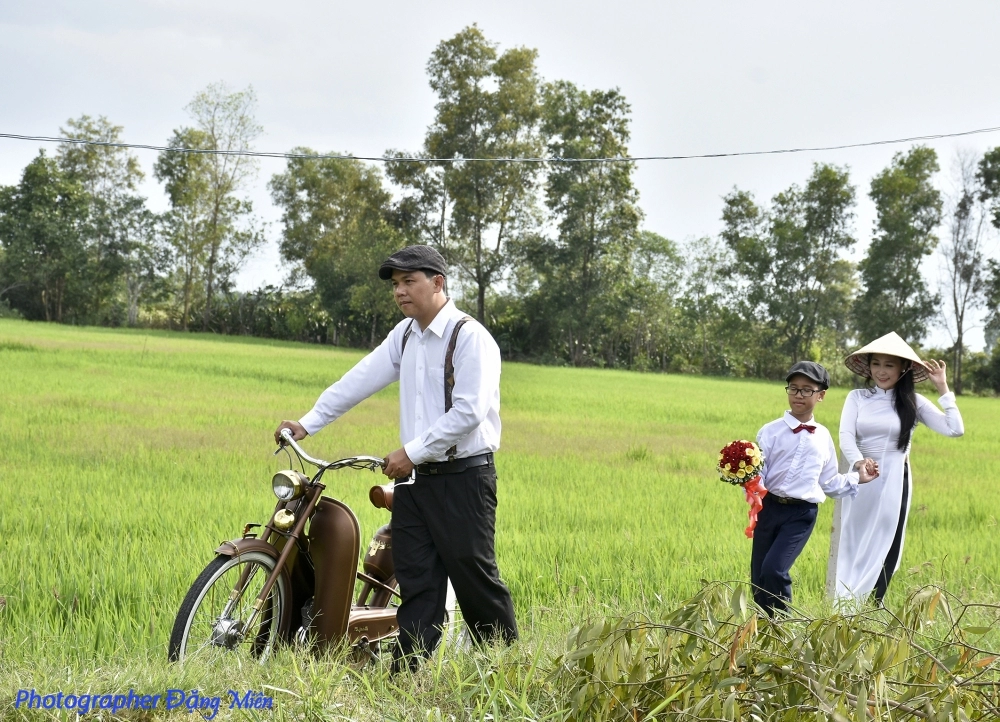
919, 358, 949, 394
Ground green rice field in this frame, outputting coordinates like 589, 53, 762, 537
1, 318, 998, 719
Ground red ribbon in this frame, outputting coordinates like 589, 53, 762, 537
743, 476, 767, 538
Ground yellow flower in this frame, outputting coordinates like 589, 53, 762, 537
737, 469, 746, 479
724, 463, 731, 471
738, 460, 746, 469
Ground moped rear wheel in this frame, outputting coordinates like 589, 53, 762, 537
168, 552, 289, 663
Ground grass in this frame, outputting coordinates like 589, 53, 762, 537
0, 318, 997, 719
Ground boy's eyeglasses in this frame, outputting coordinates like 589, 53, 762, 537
785, 386, 819, 397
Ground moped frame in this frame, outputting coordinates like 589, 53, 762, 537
169, 429, 400, 661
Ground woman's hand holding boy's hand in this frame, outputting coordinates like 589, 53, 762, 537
854, 458, 878, 473
857, 457, 879, 484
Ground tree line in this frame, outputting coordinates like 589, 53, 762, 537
2, 26, 1000, 393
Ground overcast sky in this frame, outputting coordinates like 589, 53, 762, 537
3, 0, 1000, 349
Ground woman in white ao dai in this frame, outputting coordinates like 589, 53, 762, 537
835, 336, 964, 603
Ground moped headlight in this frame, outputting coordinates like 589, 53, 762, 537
272, 470, 306, 501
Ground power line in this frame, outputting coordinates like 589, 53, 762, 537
2, 124, 1000, 164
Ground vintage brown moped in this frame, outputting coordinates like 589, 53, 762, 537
168, 428, 399, 662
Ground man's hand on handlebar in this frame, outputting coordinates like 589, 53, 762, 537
383, 447, 414, 480
274, 420, 308, 445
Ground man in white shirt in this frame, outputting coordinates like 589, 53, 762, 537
274, 245, 517, 670
751, 361, 878, 616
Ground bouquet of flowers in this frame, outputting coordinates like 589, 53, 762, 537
717, 440, 763, 485
717, 440, 767, 538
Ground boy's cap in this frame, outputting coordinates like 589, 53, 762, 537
785, 361, 830, 390
378, 245, 448, 280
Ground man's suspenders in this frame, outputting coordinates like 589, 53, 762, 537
400, 319, 415, 355
443, 316, 473, 460
400, 315, 475, 461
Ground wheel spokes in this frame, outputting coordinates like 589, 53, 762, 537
185, 560, 279, 659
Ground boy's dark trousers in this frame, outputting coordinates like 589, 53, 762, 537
750, 494, 819, 616
390, 463, 518, 671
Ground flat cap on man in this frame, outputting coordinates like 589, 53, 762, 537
378, 245, 449, 280
785, 360, 831, 390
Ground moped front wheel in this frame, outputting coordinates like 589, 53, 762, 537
168, 552, 289, 663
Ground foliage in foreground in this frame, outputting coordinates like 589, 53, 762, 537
4, 583, 999, 721
556, 582, 1000, 721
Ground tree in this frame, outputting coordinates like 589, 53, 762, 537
983, 260, 1000, 355
117, 199, 171, 327
854, 146, 942, 344
0, 153, 89, 322
270, 152, 403, 347
524, 81, 643, 366
154, 83, 264, 329
972, 258, 1000, 394
154, 128, 211, 329
58, 115, 143, 197
57, 114, 149, 323
676, 237, 742, 375
623, 230, 684, 370
979, 147, 1000, 357
939, 151, 991, 393
978, 145, 1000, 229
388, 26, 543, 324
721, 163, 858, 367
186, 83, 264, 327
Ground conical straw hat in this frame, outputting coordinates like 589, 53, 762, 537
845, 332, 929, 383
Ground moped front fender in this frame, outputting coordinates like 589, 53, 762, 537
214, 538, 284, 560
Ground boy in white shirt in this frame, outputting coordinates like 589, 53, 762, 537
752, 361, 878, 616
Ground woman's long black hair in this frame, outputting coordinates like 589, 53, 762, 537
864, 353, 917, 450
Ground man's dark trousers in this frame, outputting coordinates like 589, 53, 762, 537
391, 463, 517, 668
750, 494, 819, 616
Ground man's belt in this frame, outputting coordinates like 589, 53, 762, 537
415, 452, 494, 476
768, 494, 815, 506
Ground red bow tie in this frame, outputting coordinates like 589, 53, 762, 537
792, 424, 816, 434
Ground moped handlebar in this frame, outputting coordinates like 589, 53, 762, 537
277, 427, 385, 473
